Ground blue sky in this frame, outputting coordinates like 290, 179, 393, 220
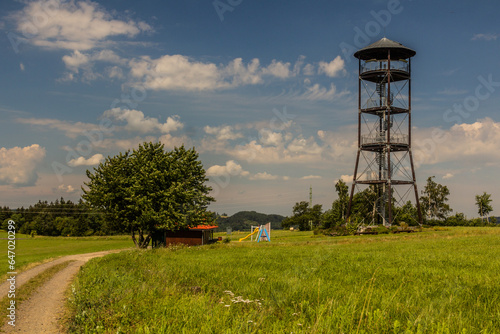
0, 0, 499, 218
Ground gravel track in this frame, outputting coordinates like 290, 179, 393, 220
0, 250, 126, 333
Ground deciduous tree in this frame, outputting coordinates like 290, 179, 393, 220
82, 142, 215, 248
420, 176, 452, 221
282, 201, 322, 231
475, 192, 493, 223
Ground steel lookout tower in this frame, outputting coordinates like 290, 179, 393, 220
347, 37, 422, 226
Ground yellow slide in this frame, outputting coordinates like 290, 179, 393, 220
239, 227, 259, 242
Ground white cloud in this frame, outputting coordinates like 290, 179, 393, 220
340, 174, 354, 183
62, 50, 90, 71
206, 160, 249, 177
413, 117, 500, 166
230, 136, 324, 165
158, 133, 192, 150
128, 55, 302, 91
11, 0, 152, 51
92, 136, 157, 152
262, 60, 292, 78
472, 33, 499, 41
61, 49, 126, 81
129, 54, 225, 91
15, 117, 100, 138
317, 128, 357, 163
318, 56, 346, 77
443, 173, 454, 179
57, 184, 77, 193
301, 175, 322, 180
204, 125, 243, 141
249, 172, 278, 180
68, 153, 104, 167
0, 144, 46, 186
20, 63, 25, 71
303, 64, 315, 76
259, 129, 283, 146
103, 108, 183, 133
302, 83, 338, 101
224, 58, 263, 86
107, 66, 124, 79
287, 136, 322, 155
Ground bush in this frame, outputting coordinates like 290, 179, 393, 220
376, 225, 390, 234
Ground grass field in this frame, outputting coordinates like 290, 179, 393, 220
66, 227, 500, 333
0, 231, 132, 277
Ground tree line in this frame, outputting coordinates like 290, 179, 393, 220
282, 176, 496, 232
0, 198, 122, 237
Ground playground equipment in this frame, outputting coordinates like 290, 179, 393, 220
239, 223, 271, 242
239, 227, 259, 242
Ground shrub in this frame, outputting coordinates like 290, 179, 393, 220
376, 225, 390, 234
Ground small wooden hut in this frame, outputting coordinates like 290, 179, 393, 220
152, 225, 218, 248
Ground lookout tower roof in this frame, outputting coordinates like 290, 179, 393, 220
354, 37, 416, 60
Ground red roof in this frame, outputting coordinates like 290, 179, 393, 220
189, 225, 218, 230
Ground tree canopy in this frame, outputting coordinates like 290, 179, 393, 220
282, 201, 322, 231
82, 142, 215, 248
420, 176, 452, 221
475, 192, 493, 223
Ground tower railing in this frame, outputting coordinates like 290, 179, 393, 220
361, 60, 409, 74
361, 134, 408, 146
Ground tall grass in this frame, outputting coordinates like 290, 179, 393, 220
67, 228, 500, 333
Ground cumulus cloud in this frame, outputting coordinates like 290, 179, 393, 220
317, 128, 357, 163
224, 58, 263, 86
128, 55, 303, 91
318, 56, 346, 77
206, 160, 249, 177
229, 135, 324, 165
10, 0, 152, 51
340, 174, 354, 183
262, 60, 292, 78
249, 172, 278, 180
103, 108, 183, 133
57, 184, 77, 193
68, 153, 104, 167
413, 117, 500, 167
443, 173, 454, 179
0, 144, 46, 186
61, 49, 127, 81
129, 54, 224, 91
204, 125, 243, 141
258, 129, 283, 147
158, 133, 192, 150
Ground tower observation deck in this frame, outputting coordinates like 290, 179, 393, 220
347, 38, 422, 226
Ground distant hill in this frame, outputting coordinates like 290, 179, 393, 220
216, 211, 285, 232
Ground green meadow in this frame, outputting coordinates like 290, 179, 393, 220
0, 231, 131, 276
66, 227, 500, 333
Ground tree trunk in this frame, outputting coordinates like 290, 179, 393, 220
131, 228, 139, 247
139, 233, 152, 248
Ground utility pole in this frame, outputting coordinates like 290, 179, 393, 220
309, 185, 313, 209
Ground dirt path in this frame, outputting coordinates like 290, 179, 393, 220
0, 250, 127, 333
